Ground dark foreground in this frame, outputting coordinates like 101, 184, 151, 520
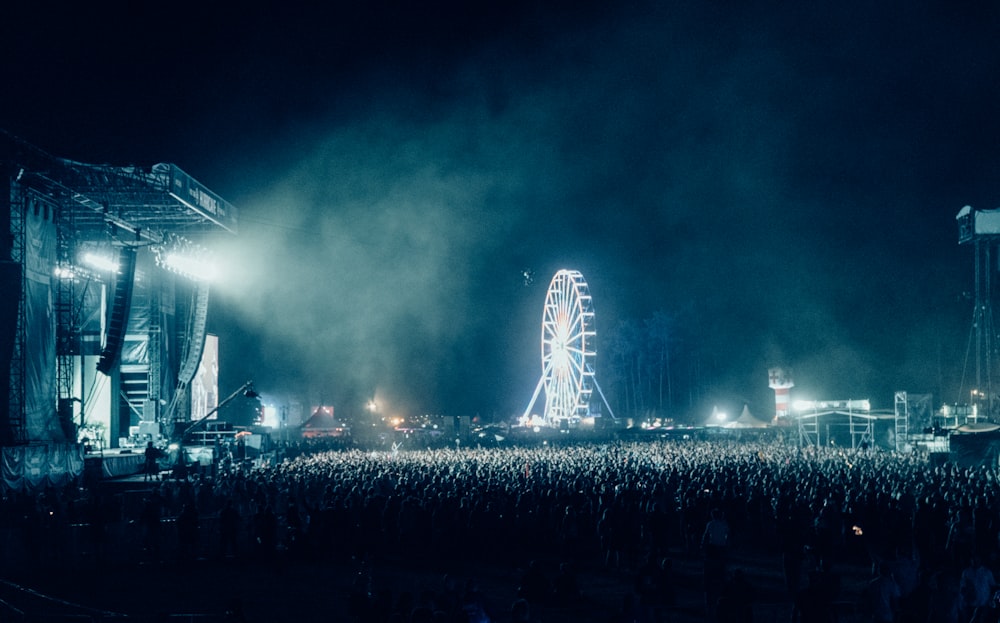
0, 534, 874, 622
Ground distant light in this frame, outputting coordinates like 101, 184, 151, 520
792, 400, 815, 412
168, 443, 179, 451
532, 426, 541, 433
716, 411, 727, 421
53, 266, 75, 279
261, 404, 279, 428
82, 252, 118, 272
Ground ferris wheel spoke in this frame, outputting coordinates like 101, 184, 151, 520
531, 270, 599, 425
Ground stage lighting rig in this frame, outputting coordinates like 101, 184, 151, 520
153, 234, 217, 282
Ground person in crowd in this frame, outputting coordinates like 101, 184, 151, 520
959, 554, 996, 623
176, 501, 199, 561
861, 563, 901, 623
517, 560, 551, 608
143, 441, 161, 483
218, 497, 240, 559
703, 507, 731, 619
11, 435, 1000, 622
793, 561, 840, 623
716, 568, 754, 623
139, 491, 163, 560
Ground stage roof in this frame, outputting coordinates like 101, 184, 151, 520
2, 130, 237, 243
790, 409, 896, 421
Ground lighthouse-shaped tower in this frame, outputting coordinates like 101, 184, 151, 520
768, 368, 794, 422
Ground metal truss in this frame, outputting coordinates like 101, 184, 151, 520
2, 130, 237, 443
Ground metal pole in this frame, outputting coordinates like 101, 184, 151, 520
976, 239, 983, 408
180, 380, 254, 440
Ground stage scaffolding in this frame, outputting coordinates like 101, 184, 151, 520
2, 130, 237, 447
794, 400, 876, 449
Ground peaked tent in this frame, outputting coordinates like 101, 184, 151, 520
724, 405, 769, 429
300, 408, 349, 438
705, 405, 727, 427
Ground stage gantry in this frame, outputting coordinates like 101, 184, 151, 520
1, 130, 237, 446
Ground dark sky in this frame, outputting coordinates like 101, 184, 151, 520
4, 1, 1000, 421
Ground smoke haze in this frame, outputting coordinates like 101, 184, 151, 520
4, 1, 996, 418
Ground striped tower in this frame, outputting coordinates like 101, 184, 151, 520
768, 368, 794, 419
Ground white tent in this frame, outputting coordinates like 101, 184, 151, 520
723, 405, 769, 429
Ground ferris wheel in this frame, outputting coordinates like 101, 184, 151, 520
523, 269, 598, 426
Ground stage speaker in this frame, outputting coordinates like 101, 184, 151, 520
141, 399, 157, 422
138, 421, 160, 438
458, 416, 470, 440
97, 246, 137, 374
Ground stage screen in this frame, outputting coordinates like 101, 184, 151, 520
191, 333, 219, 422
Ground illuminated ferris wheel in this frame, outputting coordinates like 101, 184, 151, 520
523, 269, 597, 426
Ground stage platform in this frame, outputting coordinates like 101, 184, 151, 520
84, 450, 144, 479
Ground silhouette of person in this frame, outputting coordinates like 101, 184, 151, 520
143, 441, 160, 482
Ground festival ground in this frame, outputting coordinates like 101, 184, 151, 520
0, 533, 875, 622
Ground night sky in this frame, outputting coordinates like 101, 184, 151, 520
4, 1, 1000, 422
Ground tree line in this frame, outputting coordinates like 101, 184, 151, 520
600, 308, 707, 423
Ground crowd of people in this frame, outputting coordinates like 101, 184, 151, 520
1, 436, 999, 622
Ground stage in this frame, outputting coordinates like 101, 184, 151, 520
84, 450, 144, 479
